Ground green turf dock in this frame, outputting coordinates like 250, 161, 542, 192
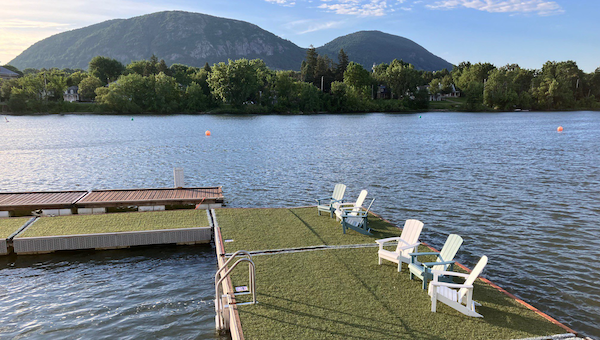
213, 207, 577, 340
0, 217, 32, 254
10, 210, 211, 254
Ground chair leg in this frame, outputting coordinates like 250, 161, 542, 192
431, 292, 437, 312
378, 257, 382, 265
398, 263, 401, 272
422, 276, 428, 290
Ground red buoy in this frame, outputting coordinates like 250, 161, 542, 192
205, 130, 211, 136
557, 126, 563, 132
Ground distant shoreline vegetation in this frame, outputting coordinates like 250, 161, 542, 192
2, 50, 600, 115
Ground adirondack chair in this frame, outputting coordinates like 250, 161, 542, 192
408, 234, 463, 290
334, 190, 368, 221
376, 219, 424, 272
429, 255, 488, 317
340, 198, 375, 235
316, 184, 346, 218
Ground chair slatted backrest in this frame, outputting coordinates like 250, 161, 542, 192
432, 234, 463, 272
458, 256, 488, 301
332, 184, 347, 202
349, 190, 368, 216
396, 219, 424, 256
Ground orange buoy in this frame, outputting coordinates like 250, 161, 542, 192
557, 126, 563, 132
205, 130, 211, 136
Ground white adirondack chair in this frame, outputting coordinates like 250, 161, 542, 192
428, 255, 488, 318
375, 219, 424, 272
334, 190, 368, 221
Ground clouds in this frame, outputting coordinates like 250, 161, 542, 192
265, 0, 296, 6
265, 0, 564, 16
284, 19, 346, 34
318, 0, 390, 16
426, 0, 564, 16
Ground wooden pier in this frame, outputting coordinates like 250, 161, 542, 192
0, 187, 224, 217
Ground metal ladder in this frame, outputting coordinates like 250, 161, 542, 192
215, 250, 256, 331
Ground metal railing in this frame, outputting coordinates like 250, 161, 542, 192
215, 250, 256, 331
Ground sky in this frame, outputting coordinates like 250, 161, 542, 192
1, 0, 599, 72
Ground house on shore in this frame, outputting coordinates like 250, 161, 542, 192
64, 86, 79, 102
418, 84, 461, 101
0, 66, 19, 80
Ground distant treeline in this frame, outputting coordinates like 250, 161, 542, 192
2, 49, 600, 114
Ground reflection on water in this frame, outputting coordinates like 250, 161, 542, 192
1, 112, 599, 337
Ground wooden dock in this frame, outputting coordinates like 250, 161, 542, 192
0, 191, 87, 211
76, 187, 223, 208
0, 187, 224, 217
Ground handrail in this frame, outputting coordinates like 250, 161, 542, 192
215, 250, 252, 280
215, 253, 256, 331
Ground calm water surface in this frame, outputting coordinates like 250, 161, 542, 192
0, 112, 599, 338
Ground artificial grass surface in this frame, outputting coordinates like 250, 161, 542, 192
0, 218, 30, 238
17, 210, 209, 237
230, 247, 565, 340
216, 207, 402, 253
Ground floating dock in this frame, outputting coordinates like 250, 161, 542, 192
211, 206, 582, 340
0, 191, 87, 217
0, 187, 224, 217
0, 202, 217, 255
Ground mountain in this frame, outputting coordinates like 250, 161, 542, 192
316, 31, 453, 72
9, 11, 306, 71
9, 12, 453, 72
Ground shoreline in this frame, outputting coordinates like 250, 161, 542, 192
2, 108, 600, 116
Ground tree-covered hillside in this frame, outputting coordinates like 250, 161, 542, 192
316, 31, 453, 72
9, 11, 306, 71
10, 12, 453, 73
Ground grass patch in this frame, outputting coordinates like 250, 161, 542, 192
0, 218, 31, 238
429, 97, 467, 110
230, 247, 565, 340
17, 210, 209, 238
215, 207, 402, 253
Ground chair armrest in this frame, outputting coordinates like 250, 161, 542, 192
341, 209, 367, 218
409, 252, 440, 264
375, 237, 400, 244
422, 260, 455, 268
315, 197, 332, 204
409, 252, 438, 257
430, 282, 473, 289
396, 242, 420, 251
430, 270, 470, 278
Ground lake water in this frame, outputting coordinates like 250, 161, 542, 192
0, 112, 599, 338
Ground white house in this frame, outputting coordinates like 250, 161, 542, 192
64, 86, 79, 102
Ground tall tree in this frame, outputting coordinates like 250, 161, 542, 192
386, 59, 420, 99
301, 45, 318, 84
88, 56, 125, 84
208, 59, 263, 107
79, 76, 103, 101
335, 49, 349, 82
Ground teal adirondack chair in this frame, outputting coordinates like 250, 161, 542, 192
341, 198, 375, 235
316, 184, 346, 218
408, 234, 463, 290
